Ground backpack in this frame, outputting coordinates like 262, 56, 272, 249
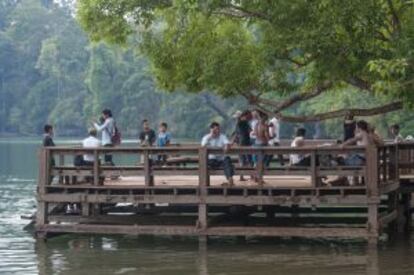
111, 123, 122, 145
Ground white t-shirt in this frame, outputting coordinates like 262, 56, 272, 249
94, 117, 114, 146
268, 117, 280, 144
249, 119, 258, 139
82, 136, 101, 162
201, 133, 230, 160
290, 136, 304, 165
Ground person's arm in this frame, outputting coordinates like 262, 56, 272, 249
264, 125, 270, 141
166, 133, 171, 145
201, 134, 211, 147
150, 130, 156, 145
372, 133, 384, 146
43, 136, 54, 147
94, 119, 110, 132
222, 135, 231, 152
138, 132, 144, 142
295, 138, 305, 147
342, 136, 359, 147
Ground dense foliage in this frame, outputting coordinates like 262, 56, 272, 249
0, 0, 244, 138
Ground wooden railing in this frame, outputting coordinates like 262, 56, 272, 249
37, 145, 397, 189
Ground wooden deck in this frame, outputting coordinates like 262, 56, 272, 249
103, 175, 312, 187
34, 143, 414, 244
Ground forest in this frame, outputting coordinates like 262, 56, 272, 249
0, 0, 413, 139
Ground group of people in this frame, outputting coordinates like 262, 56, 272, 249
42, 108, 409, 187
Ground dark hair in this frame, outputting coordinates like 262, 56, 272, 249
391, 124, 400, 131
210, 122, 220, 129
259, 112, 268, 121
356, 120, 369, 131
296, 127, 306, 137
142, 119, 149, 125
102, 109, 112, 117
160, 122, 168, 128
44, 124, 53, 133
345, 114, 354, 120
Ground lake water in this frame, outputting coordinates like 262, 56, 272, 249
1, 138, 414, 275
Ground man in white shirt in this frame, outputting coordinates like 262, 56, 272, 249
290, 128, 308, 166
82, 128, 101, 165
201, 122, 235, 186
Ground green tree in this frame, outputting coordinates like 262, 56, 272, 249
78, 0, 414, 122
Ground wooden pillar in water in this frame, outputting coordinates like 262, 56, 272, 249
366, 145, 380, 246
198, 147, 209, 243
36, 148, 49, 239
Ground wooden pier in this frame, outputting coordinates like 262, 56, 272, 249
35, 143, 414, 245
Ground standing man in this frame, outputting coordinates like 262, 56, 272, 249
201, 122, 235, 186
43, 124, 55, 147
42, 124, 56, 169
233, 110, 252, 181
93, 109, 115, 165
82, 128, 101, 166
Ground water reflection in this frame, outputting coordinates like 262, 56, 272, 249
33, 235, 414, 275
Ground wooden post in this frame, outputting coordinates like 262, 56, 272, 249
82, 203, 90, 217
386, 191, 398, 238
366, 145, 379, 245
310, 150, 318, 187
256, 148, 264, 183
93, 150, 100, 186
45, 149, 52, 186
402, 193, 412, 232
144, 150, 154, 186
381, 147, 387, 183
36, 149, 48, 235
198, 147, 209, 234
58, 154, 64, 184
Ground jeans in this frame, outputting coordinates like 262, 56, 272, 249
239, 154, 252, 167
345, 154, 365, 166
208, 157, 234, 179
104, 144, 114, 165
253, 144, 271, 167
266, 142, 284, 167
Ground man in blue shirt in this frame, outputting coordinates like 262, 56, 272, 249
156, 122, 172, 163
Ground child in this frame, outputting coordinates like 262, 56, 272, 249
156, 122, 172, 163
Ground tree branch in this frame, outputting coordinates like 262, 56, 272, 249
277, 101, 403, 123
200, 93, 230, 121
386, 0, 401, 35
346, 76, 372, 92
216, 4, 271, 21
273, 81, 332, 112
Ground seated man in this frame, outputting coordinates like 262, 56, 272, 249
82, 128, 101, 166
201, 122, 235, 186
290, 128, 309, 166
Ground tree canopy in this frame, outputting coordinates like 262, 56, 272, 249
77, 0, 414, 122
0, 0, 244, 138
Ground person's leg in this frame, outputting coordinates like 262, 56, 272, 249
265, 154, 273, 167
273, 142, 285, 166
222, 157, 234, 185
296, 156, 311, 166
104, 144, 114, 165
239, 154, 247, 181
